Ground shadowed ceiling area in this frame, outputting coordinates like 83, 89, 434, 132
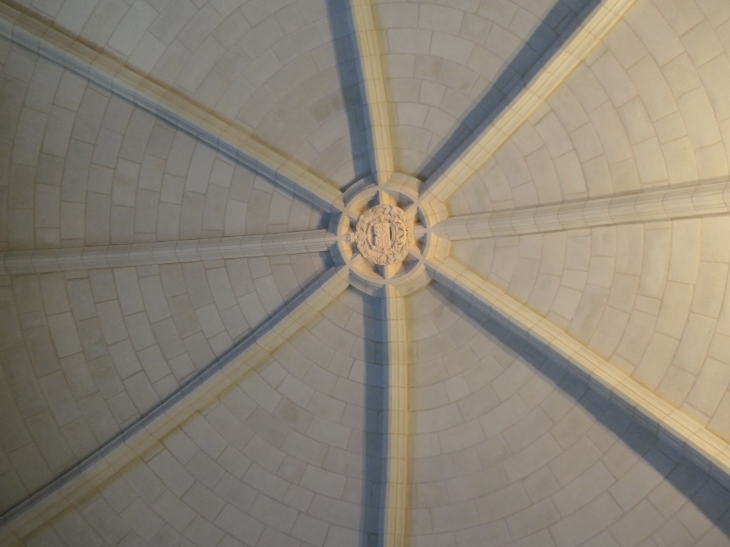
1, 0, 730, 546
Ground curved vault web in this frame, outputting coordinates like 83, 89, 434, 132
1, 0, 730, 545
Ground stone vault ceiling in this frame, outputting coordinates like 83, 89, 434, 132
1, 0, 730, 545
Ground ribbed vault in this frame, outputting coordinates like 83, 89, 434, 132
1, 0, 730, 545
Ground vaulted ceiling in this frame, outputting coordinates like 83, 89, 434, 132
1, 0, 730, 545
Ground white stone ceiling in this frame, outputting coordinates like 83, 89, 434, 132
1, 0, 730, 545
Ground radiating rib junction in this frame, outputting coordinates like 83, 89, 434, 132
3, 0, 730, 544
333, 175, 440, 297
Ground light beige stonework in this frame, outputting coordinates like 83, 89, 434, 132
383, 284, 409, 547
426, 254, 730, 487
0, 2, 347, 216
1, 266, 351, 539
355, 205, 413, 266
437, 180, 730, 240
1, 0, 730, 545
419, 0, 640, 207
351, 0, 395, 186
0, 231, 336, 275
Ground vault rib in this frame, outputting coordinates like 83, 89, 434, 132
434, 180, 730, 240
382, 284, 410, 547
0, 266, 351, 534
425, 255, 730, 490
0, 3, 347, 215
0, 230, 337, 275
350, 0, 395, 186
418, 0, 639, 208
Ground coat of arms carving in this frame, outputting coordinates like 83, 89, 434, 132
355, 204, 415, 265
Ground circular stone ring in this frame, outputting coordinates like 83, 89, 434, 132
332, 174, 441, 296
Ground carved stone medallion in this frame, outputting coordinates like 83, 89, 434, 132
355, 204, 414, 265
